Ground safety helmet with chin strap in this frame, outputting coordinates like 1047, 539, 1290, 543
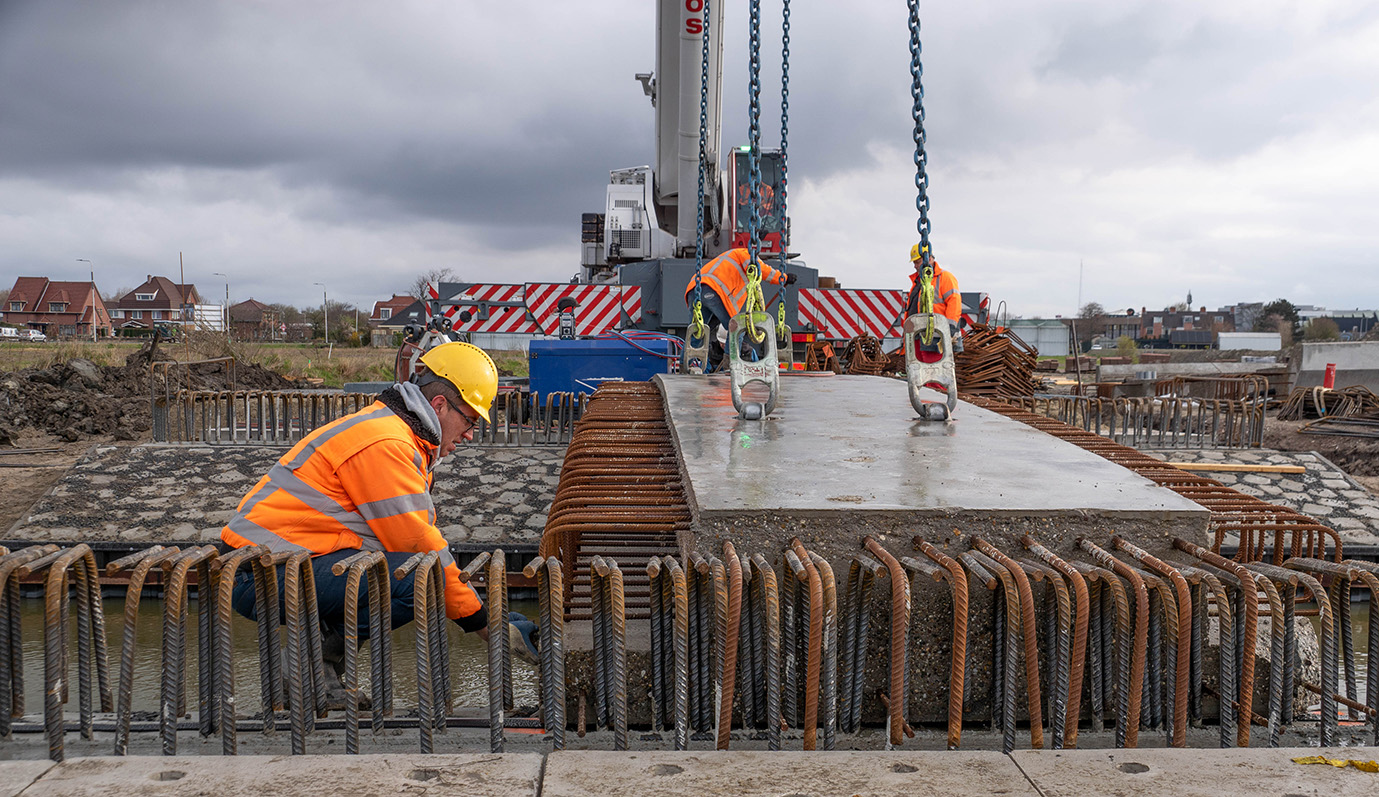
417, 341, 498, 422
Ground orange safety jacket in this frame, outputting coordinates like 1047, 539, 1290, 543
685, 248, 788, 318
220, 394, 483, 623
907, 263, 961, 322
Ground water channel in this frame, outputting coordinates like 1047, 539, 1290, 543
16, 597, 542, 716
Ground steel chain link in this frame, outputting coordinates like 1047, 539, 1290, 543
909, 0, 937, 343
744, 0, 766, 339
689, 0, 713, 344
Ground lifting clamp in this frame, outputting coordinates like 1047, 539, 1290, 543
903, 313, 957, 421
728, 311, 780, 420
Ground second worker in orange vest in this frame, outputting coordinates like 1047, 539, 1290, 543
684, 247, 796, 366
905, 244, 964, 355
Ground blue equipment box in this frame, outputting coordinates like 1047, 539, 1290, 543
528, 338, 673, 397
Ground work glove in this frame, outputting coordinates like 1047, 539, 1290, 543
506, 611, 540, 664
784, 272, 798, 285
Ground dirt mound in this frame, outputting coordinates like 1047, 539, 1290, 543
0, 343, 296, 445
1262, 416, 1379, 477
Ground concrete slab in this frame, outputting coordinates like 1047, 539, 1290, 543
0, 760, 55, 797
1011, 746, 1379, 797
21, 754, 542, 797
659, 374, 1206, 517
541, 750, 1038, 797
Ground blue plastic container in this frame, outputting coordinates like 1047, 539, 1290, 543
528, 338, 673, 397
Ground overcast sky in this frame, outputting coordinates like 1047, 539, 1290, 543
2, 1, 1377, 318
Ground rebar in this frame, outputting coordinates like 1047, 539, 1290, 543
975, 538, 1044, 750
1078, 539, 1146, 748
1174, 538, 1256, 747
718, 542, 743, 750
863, 537, 910, 748
807, 551, 837, 751
1112, 537, 1190, 747
750, 554, 782, 751
525, 555, 566, 750
913, 541, 969, 749
1022, 537, 1088, 747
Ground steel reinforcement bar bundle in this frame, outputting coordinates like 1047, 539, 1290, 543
4, 533, 1374, 760
975, 394, 1339, 562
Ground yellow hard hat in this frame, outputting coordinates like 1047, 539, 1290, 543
910, 243, 926, 262
419, 341, 498, 422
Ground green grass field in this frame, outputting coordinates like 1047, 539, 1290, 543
0, 336, 528, 388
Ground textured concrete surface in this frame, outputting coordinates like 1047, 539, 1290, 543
661, 373, 1207, 517
1145, 448, 1379, 548
4, 443, 563, 546
18, 754, 542, 797
541, 750, 1038, 797
0, 760, 54, 797
1011, 746, 1379, 797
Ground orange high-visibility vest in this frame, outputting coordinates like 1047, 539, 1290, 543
685, 248, 788, 317
220, 401, 482, 622
908, 263, 961, 322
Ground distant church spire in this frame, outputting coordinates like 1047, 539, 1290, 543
1187, 290, 1193, 306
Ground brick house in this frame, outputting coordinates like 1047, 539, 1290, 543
228, 299, 284, 342
368, 294, 422, 346
108, 276, 205, 332
4, 277, 113, 338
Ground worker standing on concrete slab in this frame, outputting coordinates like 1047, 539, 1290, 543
685, 247, 795, 368
220, 341, 503, 686
905, 243, 963, 355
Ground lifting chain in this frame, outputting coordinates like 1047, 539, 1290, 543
743, 0, 766, 342
689, 0, 713, 347
909, 0, 937, 344
775, 0, 792, 342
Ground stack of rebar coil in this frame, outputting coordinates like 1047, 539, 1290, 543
954, 322, 1040, 400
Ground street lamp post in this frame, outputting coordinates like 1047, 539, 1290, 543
76, 259, 96, 343
212, 272, 230, 342
314, 282, 329, 347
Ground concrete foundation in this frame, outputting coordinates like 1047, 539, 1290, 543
653, 373, 1212, 725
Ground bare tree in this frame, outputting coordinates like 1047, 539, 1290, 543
1077, 302, 1105, 319
407, 268, 458, 301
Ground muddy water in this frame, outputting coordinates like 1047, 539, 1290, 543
17, 597, 541, 716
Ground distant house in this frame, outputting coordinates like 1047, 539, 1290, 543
108, 275, 205, 333
229, 299, 284, 342
3, 277, 113, 339
1136, 306, 1236, 347
369, 294, 424, 346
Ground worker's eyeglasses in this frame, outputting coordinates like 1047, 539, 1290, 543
443, 395, 480, 434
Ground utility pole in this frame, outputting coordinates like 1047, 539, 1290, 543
314, 282, 329, 349
76, 259, 96, 343
213, 272, 230, 342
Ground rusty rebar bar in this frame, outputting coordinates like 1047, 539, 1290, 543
1079, 539, 1146, 748
718, 542, 743, 750
1174, 538, 1256, 747
750, 554, 782, 751
976, 538, 1044, 750
1112, 537, 1190, 747
863, 537, 910, 749
1022, 537, 1088, 747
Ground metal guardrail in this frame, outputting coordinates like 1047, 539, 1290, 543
152, 389, 586, 446
1016, 394, 1265, 449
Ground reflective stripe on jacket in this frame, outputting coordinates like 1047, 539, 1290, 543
685, 248, 787, 317
907, 264, 961, 322
220, 399, 483, 622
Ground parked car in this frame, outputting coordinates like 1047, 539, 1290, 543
20, 329, 47, 342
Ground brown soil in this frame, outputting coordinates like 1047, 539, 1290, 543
0, 430, 109, 535
0, 339, 294, 445
1262, 415, 1379, 477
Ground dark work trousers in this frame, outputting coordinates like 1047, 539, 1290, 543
688, 290, 732, 369
231, 548, 422, 639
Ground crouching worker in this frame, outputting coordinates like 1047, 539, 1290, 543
221, 341, 503, 695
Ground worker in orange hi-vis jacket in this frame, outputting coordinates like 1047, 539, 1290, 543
220, 341, 538, 696
685, 247, 796, 367
905, 243, 964, 358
